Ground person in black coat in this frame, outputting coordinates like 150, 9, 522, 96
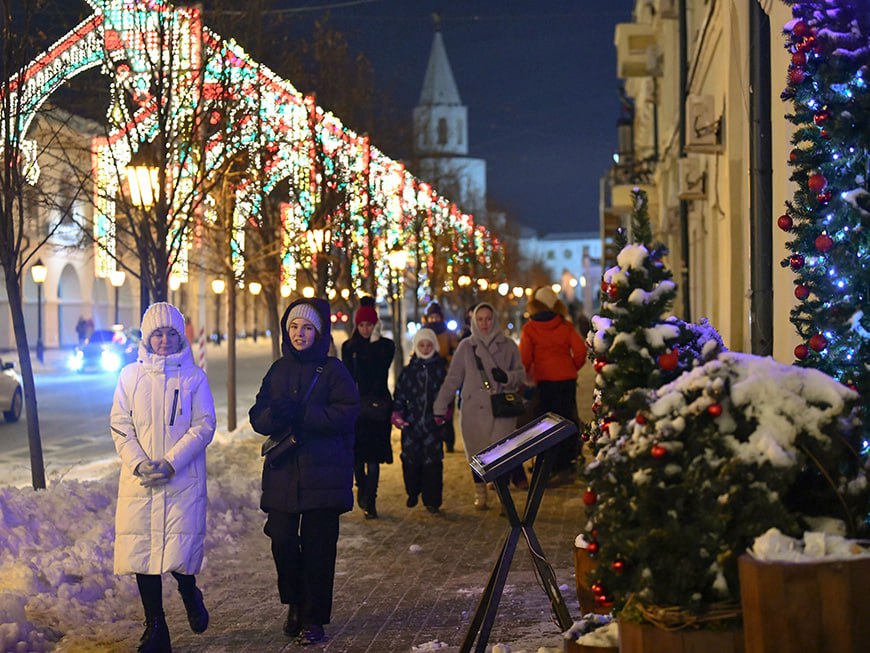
340, 296, 395, 519
249, 298, 359, 645
392, 328, 448, 513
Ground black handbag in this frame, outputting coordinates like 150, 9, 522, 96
261, 363, 326, 465
359, 396, 393, 422
471, 346, 526, 418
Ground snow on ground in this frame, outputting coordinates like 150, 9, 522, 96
0, 426, 259, 652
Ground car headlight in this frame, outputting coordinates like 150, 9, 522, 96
101, 350, 122, 372
68, 351, 84, 371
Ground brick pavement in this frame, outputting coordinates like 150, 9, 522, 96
156, 431, 586, 653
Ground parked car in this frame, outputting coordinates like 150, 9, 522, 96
68, 328, 141, 373
0, 358, 23, 423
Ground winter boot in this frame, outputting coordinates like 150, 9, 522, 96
283, 604, 301, 637
180, 585, 209, 634
474, 484, 488, 510
296, 623, 326, 645
137, 615, 172, 653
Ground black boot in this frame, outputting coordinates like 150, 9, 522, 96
296, 623, 326, 645
180, 586, 209, 634
364, 499, 378, 519
138, 615, 172, 653
283, 604, 301, 637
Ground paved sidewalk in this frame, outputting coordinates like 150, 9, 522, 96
166, 433, 586, 653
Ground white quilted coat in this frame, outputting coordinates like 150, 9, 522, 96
110, 341, 215, 575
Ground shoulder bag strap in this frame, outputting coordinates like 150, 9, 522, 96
471, 346, 493, 394
302, 361, 327, 402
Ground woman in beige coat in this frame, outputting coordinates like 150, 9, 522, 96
433, 303, 526, 508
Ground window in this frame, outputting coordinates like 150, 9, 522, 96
437, 118, 448, 145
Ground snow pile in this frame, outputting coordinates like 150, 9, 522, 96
0, 426, 262, 652
750, 527, 870, 563
563, 613, 617, 648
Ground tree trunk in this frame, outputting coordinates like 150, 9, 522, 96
4, 272, 46, 489
227, 278, 237, 431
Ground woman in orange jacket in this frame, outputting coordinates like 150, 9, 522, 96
519, 286, 587, 481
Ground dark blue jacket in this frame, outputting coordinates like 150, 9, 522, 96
250, 298, 359, 513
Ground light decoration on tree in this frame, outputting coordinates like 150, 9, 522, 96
5, 0, 501, 295
780, 0, 869, 405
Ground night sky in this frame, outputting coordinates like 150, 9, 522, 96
279, 0, 636, 235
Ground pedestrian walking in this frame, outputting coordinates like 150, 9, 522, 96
423, 301, 460, 452
110, 302, 216, 653
519, 286, 588, 484
341, 296, 394, 519
433, 302, 527, 510
249, 298, 359, 645
392, 328, 448, 514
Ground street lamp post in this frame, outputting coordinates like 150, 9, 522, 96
124, 163, 159, 314
31, 259, 47, 363
109, 269, 126, 326
388, 248, 408, 379
211, 279, 225, 345
248, 281, 262, 342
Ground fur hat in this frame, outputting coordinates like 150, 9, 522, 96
354, 296, 379, 326
287, 302, 323, 334
140, 302, 186, 342
534, 286, 559, 309
412, 328, 439, 359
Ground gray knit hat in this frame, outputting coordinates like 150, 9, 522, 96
287, 302, 323, 334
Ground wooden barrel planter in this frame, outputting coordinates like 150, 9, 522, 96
739, 553, 870, 653
574, 544, 610, 615
563, 638, 618, 653
618, 621, 744, 653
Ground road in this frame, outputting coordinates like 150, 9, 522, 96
0, 339, 277, 487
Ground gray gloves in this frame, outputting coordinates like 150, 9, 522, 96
136, 459, 175, 488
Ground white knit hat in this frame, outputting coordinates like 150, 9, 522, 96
412, 328, 439, 359
140, 302, 186, 341
287, 302, 322, 334
534, 286, 559, 309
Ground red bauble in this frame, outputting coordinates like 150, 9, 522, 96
794, 285, 810, 300
813, 109, 830, 126
592, 401, 602, 414
789, 67, 805, 85
793, 20, 810, 39
817, 190, 832, 204
789, 149, 800, 162
611, 559, 626, 573
594, 357, 607, 373
707, 403, 723, 417
590, 581, 603, 595
808, 173, 827, 193
600, 280, 609, 292
809, 334, 828, 352
815, 233, 833, 253
607, 283, 619, 300
819, 129, 830, 139
777, 214, 793, 231
635, 412, 647, 425
583, 488, 597, 506
651, 444, 667, 459
794, 344, 809, 360
791, 51, 807, 66
587, 541, 600, 555
581, 431, 591, 442
657, 348, 679, 372
789, 254, 805, 270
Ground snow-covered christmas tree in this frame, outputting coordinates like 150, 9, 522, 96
779, 0, 869, 407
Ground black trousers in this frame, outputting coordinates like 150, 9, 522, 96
402, 457, 443, 509
534, 379, 580, 472
354, 461, 380, 510
136, 571, 197, 620
264, 509, 340, 626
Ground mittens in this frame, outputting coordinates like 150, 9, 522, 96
433, 415, 446, 426
271, 397, 301, 422
391, 411, 409, 429
138, 459, 175, 488
491, 367, 508, 383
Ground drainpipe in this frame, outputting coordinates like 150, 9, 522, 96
749, 1, 773, 355
678, 0, 691, 320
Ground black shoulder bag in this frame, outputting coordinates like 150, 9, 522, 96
261, 363, 326, 465
471, 346, 525, 418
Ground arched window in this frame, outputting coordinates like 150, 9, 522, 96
437, 118, 448, 145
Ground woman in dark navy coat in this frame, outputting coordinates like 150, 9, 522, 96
249, 298, 359, 645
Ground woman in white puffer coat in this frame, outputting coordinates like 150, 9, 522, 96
110, 302, 216, 653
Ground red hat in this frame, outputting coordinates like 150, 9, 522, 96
354, 305, 378, 326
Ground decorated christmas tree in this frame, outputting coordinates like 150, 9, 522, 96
779, 0, 869, 406
584, 189, 724, 447
582, 353, 866, 623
